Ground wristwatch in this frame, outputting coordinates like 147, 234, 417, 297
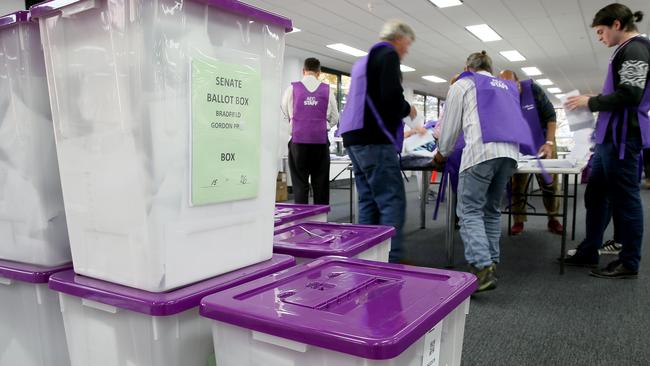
545, 140, 554, 146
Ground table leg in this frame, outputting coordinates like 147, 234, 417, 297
348, 165, 354, 223
446, 174, 456, 267
572, 174, 578, 241
420, 171, 429, 229
350, 166, 358, 224
508, 182, 512, 236
560, 173, 569, 274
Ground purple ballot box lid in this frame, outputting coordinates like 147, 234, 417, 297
0, 11, 31, 31
30, 0, 293, 32
48, 254, 295, 316
0, 259, 72, 284
274, 203, 330, 227
200, 256, 477, 360
274, 222, 395, 258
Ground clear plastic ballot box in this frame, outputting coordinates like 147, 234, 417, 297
0, 259, 72, 366
274, 222, 394, 263
30, 0, 292, 291
48, 254, 295, 366
200, 257, 478, 366
274, 203, 330, 230
0, 11, 70, 266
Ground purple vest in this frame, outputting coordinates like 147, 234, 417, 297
457, 72, 537, 156
594, 36, 650, 159
291, 82, 330, 144
519, 79, 546, 150
337, 42, 405, 152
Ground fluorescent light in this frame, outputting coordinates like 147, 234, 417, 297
521, 66, 542, 76
400, 65, 416, 72
422, 75, 446, 83
287, 27, 301, 34
536, 78, 553, 86
465, 24, 502, 42
499, 50, 526, 62
428, 0, 463, 8
547, 87, 562, 94
555, 94, 566, 99
326, 43, 368, 57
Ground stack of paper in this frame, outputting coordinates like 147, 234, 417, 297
518, 158, 577, 169
560, 90, 595, 131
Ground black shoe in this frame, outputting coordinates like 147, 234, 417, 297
557, 254, 598, 268
590, 260, 638, 279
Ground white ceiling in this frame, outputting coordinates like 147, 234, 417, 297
246, 0, 650, 105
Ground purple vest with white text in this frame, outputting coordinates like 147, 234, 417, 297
519, 79, 546, 151
593, 36, 650, 159
291, 82, 329, 144
457, 72, 537, 156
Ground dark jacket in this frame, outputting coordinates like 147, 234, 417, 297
343, 45, 411, 146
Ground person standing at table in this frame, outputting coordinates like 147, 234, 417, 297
564, 4, 648, 279
338, 20, 417, 263
281, 57, 339, 205
498, 70, 564, 236
434, 52, 536, 292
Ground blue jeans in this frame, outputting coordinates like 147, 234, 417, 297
576, 140, 644, 271
457, 158, 517, 269
347, 144, 406, 262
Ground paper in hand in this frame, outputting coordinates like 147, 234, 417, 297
403, 114, 424, 129
561, 90, 595, 131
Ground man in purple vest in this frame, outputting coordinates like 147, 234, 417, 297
338, 20, 417, 263
564, 4, 647, 279
434, 51, 536, 292
499, 70, 564, 236
281, 58, 339, 205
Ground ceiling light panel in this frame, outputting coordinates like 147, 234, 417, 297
428, 0, 463, 8
326, 43, 367, 57
422, 75, 447, 83
465, 24, 502, 42
521, 67, 542, 76
499, 50, 526, 62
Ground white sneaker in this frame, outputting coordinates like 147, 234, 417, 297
566, 240, 622, 256
600, 240, 623, 255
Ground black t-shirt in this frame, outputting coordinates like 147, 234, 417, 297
342, 45, 411, 146
530, 82, 557, 132
588, 36, 650, 141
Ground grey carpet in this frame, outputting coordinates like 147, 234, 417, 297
321, 178, 650, 366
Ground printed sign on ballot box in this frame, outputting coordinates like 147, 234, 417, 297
190, 53, 262, 206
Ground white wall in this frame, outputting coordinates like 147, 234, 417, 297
0, 0, 25, 15
403, 86, 415, 104
277, 55, 302, 171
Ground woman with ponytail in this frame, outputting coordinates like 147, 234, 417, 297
564, 3, 648, 279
